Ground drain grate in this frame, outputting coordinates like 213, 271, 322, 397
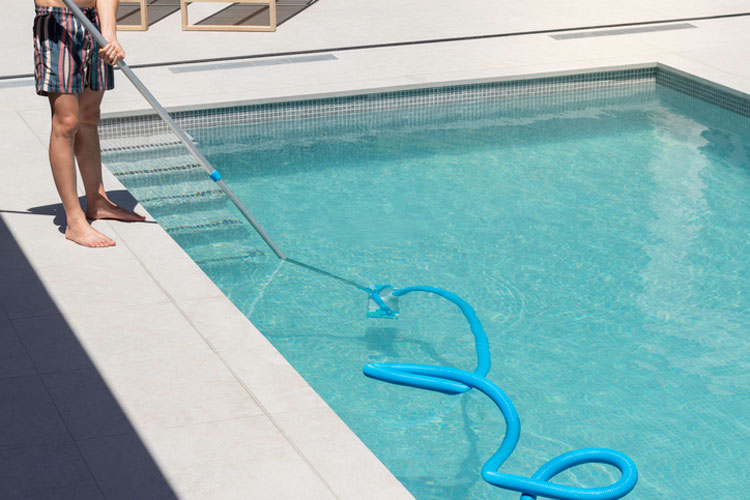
551, 22, 696, 40
0, 79, 33, 89
169, 53, 337, 74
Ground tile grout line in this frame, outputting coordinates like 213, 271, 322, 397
105, 221, 344, 500
6, 315, 109, 499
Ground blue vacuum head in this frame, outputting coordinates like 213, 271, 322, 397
367, 285, 400, 319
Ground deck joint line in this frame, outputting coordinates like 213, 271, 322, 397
134, 12, 750, 71
1, 12, 749, 80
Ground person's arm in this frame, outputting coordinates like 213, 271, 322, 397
96, 0, 125, 65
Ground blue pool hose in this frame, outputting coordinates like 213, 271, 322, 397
365, 286, 638, 500
62, 4, 638, 496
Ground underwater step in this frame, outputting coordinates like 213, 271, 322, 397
186, 239, 267, 267
157, 211, 253, 246
104, 150, 194, 173
110, 162, 208, 188
167, 223, 252, 247
136, 188, 228, 216
127, 177, 222, 201
193, 251, 268, 269
99, 132, 196, 153
118, 175, 227, 217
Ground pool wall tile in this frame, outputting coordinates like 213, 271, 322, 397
98, 67, 750, 150
656, 64, 750, 116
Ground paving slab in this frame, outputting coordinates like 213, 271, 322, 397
12, 314, 95, 374
137, 416, 338, 500
41, 367, 136, 441
0, 374, 70, 451
0, 442, 104, 500
274, 406, 419, 500
77, 432, 180, 500
0, 315, 36, 379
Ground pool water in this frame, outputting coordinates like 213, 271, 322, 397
105, 83, 750, 499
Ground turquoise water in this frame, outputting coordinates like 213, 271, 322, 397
105, 84, 750, 499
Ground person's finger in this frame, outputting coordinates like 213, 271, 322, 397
99, 49, 116, 66
98, 41, 125, 65
104, 45, 118, 63
108, 44, 123, 62
98, 48, 112, 64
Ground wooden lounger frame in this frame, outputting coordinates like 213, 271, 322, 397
180, 0, 277, 32
116, 0, 148, 31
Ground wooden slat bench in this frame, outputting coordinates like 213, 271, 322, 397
180, 0, 277, 32
117, 0, 148, 30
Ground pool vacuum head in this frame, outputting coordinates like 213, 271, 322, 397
367, 285, 400, 319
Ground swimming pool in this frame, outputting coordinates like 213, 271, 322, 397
102, 69, 750, 499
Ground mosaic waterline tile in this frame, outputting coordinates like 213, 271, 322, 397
98, 67, 749, 150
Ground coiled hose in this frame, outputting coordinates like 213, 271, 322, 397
364, 286, 637, 500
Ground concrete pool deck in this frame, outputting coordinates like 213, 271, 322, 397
1, 1, 749, 498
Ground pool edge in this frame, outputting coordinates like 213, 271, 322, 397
99, 62, 749, 121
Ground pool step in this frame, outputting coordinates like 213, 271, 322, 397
99, 133, 196, 153
127, 178, 228, 216
111, 162, 208, 187
157, 209, 254, 246
187, 240, 268, 268
140, 189, 228, 216
104, 152, 276, 272
109, 159, 272, 261
107, 157, 210, 189
161, 215, 272, 270
168, 223, 251, 248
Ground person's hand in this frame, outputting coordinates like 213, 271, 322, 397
99, 38, 125, 66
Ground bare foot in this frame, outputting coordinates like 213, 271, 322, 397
65, 220, 116, 248
86, 197, 146, 222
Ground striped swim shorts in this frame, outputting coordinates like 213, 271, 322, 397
33, 5, 115, 96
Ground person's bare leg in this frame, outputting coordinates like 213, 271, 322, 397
48, 92, 115, 247
76, 88, 145, 222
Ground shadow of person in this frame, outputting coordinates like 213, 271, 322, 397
10, 200, 68, 234
97, 188, 143, 213
19, 189, 155, 234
